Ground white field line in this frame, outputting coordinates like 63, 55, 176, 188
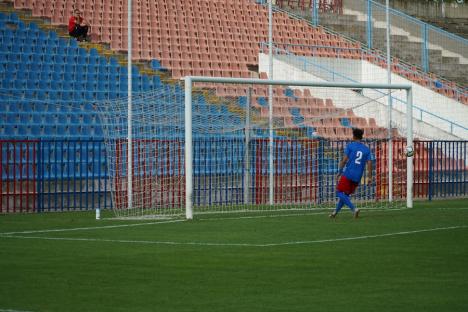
0, 208, 407, 236
0, 225, 467, 248
0, 309, 35, 312
436, 207, 468, 210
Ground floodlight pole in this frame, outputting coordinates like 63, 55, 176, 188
386, 0, 393, 202
268, 0, 274, 205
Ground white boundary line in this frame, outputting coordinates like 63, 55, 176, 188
1, 225, 466, 248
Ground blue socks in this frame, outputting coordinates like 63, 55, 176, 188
335, 191, 355, 214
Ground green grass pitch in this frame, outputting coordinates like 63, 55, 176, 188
1, 200, 467, 312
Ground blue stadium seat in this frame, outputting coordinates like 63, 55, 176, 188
43, 53, 53, 64
17, 125, 30, 137
340, 118, 351, 127
44, 114, 57, 124
98, 57, 108, 67
43, 125, 58, 137
32, 114, 43, 124
70, 113, 82, 125
88, 56, 98, 66
26, 79, 37, 91
62, 80, 73, 91
66, 55, 77, 64
5, 125, 18, 136
38, 79, 50, 90
54, 54, 66, 64
36, 90, 47, 101
16, 21, 26, 30
47, 31, 58, 40
76, 54, 87, 65
22, 102, 34, 112
30, 53, 42, 64
31, 125, 43, 136
28, 22, 38, 31
57, 114, 69, 124
19, 113, 31, 124
51, 80, 63, 91
6, 113, 18, 124
61, 91, 74, 103
85, 80, 97, 91
284, 88, 294, 97
96, 91, 108, 101
14, 79, 26, 90
150, 59, 162, 70
94, 126, 104, 137
257, 97, 267, 107
6, 62, 17, 73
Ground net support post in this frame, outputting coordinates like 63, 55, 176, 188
185, 77, 193, 220
406, 87, 414, 208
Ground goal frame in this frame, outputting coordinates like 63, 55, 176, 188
184, 76, 413, 220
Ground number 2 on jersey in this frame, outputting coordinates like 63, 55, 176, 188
355, 151, 363, 164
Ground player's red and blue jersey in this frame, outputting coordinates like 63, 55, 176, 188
343, 141, 372, 183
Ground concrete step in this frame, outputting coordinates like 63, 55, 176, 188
317, 10, 467, 86
318, 13, 359, 25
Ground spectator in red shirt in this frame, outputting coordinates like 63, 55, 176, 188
68, 9, 90, 42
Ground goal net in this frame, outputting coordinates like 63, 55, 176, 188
99, 78, 413, 219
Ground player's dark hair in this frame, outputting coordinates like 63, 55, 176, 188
352, 128, 364, 140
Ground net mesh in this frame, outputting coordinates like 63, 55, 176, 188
99, 81, 409, 218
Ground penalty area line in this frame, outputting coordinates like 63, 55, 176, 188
0, 219, 186, 236
1, 225, 467, 248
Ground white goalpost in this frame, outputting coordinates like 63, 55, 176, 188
99, 77, 413, 220
184, 77, 413, 219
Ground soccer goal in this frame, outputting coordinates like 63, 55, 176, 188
100, 77, 413, 219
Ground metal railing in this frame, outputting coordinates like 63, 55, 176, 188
263, 0, 468, 89
1, 139, 466, 213
260, 42, 468, 137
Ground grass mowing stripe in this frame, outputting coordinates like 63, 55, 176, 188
1, 224, 467, 247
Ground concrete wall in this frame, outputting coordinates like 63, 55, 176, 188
355, 0, 468, 19
258, 53, 468, 140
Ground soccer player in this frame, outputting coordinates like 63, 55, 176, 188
330, 128, 373, 219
